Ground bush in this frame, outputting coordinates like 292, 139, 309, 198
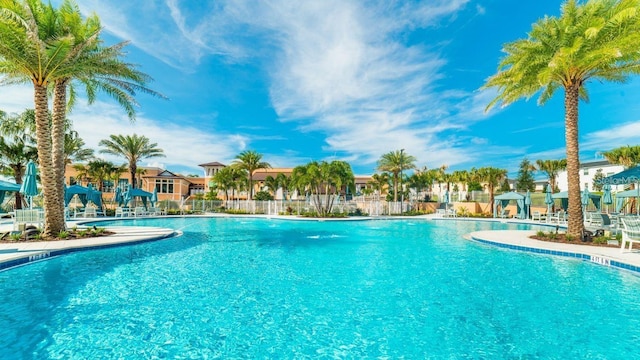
254, 191, 274, 201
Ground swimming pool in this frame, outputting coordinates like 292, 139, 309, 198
1, 217, 638, 358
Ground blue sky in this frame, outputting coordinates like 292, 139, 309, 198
3, 0, 640, 177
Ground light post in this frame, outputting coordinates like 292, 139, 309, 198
400, 149, 404, 214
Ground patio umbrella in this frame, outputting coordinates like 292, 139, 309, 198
524, 190, 531, 219
150, 187, 158, 207
602, 184, 613, 213
114, 187, 123, 206
443, 190, 449, 210
122, 185, 132, 208
581, 188, 592, 220
545, 184, 554, 217
20, 160, 38, 208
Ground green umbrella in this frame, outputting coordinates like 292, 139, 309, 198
20, 160, 38, 208
544, 183, 554, 216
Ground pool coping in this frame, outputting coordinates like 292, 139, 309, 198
469, 230, 640, 274
2, 215, 638, 275
0, 226, 178, 272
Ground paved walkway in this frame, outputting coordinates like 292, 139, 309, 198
469, 229, 640, 273
0, 220, 177, 271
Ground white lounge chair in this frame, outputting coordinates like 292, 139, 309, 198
133, 207, 148, 217
620, 217, 640, 252
532, 211, 546, 221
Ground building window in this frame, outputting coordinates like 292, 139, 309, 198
583, 169, 589, 175
118, 179, 129, 190
155, 179, 174, 194
102, 180, 114, 193
584, 183, 589, 190
69, 176, 77, 185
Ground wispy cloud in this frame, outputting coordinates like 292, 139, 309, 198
77, 0, 492, 170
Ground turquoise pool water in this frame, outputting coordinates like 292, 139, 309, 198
1, 218, 639, 359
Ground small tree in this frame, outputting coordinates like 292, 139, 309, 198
500, 179, 511, 192
515, 158, 536, 192
592, 169, 604, 192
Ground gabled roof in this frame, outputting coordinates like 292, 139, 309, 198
199, 161, 226, 167
144, 169, 181, 178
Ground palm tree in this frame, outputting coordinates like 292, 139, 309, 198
535, 159, 567, 192
99, 134, 164, 188
476, 167, 508, 215
0, 0, 162, 236
0, 111, 38, 209
483, 0, 640, 236
263, 175, 280, 197
291, 160, 355, 216
367, 173, 390, 199
64, 130, 94, 166
602, 146, 640, 168
232, 150, 271, 200
377, 150, 417, 202
276, 173, 292, 200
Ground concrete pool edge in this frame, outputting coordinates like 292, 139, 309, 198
0, 226, 179, 272
469, 230, 640, 274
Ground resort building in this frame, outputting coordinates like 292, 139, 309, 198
556, 159, 625, 192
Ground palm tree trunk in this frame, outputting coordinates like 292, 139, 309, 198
393, 174, 398, 202
51, 80, 68, 230
565, 84, 584, 237
33, 84, 61, 237
130, 165, 136, 188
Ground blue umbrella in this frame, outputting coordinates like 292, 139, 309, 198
581, 188, 592, 221
150, 187, 158, 207
20, 160, 38, 208
602, 184, 613, 213
443, 190, 449, 208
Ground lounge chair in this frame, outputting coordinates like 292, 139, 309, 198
133, 207, 148, 217
620, 217, 640, 252
499, 210, 511, 218
532, 211, 546, 221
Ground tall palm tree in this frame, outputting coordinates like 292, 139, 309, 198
535, 159, 567, 192
483, 0, 640, 236
377, 150, 416, 202
232, 150, 271, 200
99, 134, 164, 189
0, 0, 162, 236
477, 167, 508, 215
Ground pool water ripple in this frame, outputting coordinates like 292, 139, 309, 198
1, 217, 639, 359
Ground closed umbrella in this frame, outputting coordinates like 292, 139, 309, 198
581, 188, 591, 221
544, 183, 554, 218
20, 160, 38, 208
150, 187, 158, 207
114, 187, 123, 206
602, 184, 613, 213
443, 190, 449, 211
524, 190, 531, 219
122, 185, 132, 208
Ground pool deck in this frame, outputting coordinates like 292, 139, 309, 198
0, 214, 638, 274
0, 219, 177, 271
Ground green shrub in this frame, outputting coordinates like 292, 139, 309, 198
57, 231, 69, 239
9, 233, 21, 241
536, 230, 546, 237
254, 191, 274, 201
592, 236, 609, 245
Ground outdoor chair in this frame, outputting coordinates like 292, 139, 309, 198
620, 217, 640, 252
133, 207, 148, 217
532, 211, 546, 221
13, 209, 44, 230
499, 210, 511, 218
